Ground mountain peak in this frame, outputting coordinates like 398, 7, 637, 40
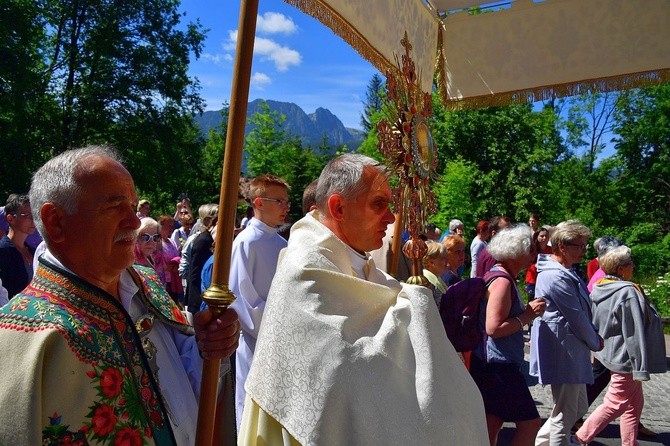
194, 100, 363, 150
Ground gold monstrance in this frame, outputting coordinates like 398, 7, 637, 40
377, 32, 438, 285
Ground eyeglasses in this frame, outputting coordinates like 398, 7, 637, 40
12, 213, 33, 220
179, 211, 190, 215
139, 233, 161, 243
259, 197, 290, 207
566, 243, 588, 250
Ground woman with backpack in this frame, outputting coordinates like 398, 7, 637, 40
469, 224, 546, 446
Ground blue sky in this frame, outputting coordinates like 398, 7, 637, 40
179, 0, 380, 130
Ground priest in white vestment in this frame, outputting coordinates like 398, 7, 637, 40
238, 153, 488, 446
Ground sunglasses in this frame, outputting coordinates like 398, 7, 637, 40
139, 233, 161, 243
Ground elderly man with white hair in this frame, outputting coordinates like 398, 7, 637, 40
0, 146, 239, 445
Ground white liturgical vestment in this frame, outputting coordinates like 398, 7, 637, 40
229, 217, 287, 429
239, 212, 488, 446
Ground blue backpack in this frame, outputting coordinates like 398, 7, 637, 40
438, 270, 511, 352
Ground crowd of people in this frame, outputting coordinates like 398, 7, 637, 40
0, 145, 666, 446
417, 216, 666, 446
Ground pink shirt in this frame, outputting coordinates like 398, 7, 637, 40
587, 268, 606, 293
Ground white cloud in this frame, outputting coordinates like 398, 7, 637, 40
251, 72, 272, 89
202, 53, 225, 65
224, 30, 301, 72
257, 12, 297, 34
223, 31, 238, 52
254, 37, 301, 71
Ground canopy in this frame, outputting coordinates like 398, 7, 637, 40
286, 0, 670, 107
196, 1, 670, 443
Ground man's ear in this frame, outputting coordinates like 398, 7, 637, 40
326, 194, 345, 221
40, 203, 66, 243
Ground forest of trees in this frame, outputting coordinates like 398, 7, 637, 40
1, 1, 668, 312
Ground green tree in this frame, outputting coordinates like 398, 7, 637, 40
0, 0, 59, 196
563, 92, 620, 173
432, 157, 487, 234
199, 105, 230, 204
613, 84, 670, 230
40, 0, 206, 151
360, 73, 385, 133
356, 109, 384, 161
431, 99, 565, 223
0, 0, 208, 211
244, 101, 329, 222
245, 101, 297, 177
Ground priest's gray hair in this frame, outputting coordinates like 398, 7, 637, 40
29, 145, 123, 239
487, 224, 533, 261
315, 153, 387, 208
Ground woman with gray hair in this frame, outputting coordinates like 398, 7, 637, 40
530, 220, 604, 446
575, 246, 666, 445
470, 224, 546, 446
422, 241, 448, 306
586, 236, 623, 292
185, 203, 218, 311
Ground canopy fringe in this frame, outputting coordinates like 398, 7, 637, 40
443, 69, 670, 110
284, 0, 395, 77
434, 26, 449, 106
284, 0, 670, 110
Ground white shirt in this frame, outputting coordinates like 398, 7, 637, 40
229, 217, 287, 429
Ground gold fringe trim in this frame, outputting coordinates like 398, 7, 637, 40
434, 25, 449, 106
442, 69, 670, 110
284, 0, 396, 77
283, 1, 670, 110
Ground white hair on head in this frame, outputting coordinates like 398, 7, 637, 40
550, 220, 591, 249
487, 224, 533, 261
138, 217, 159, 234
449, 219, 463, 231
315, 153, 387, 209
29, 145, 123, 242
598, 245, 632, 275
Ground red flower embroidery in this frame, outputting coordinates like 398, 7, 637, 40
114, 426, 142, 446
171, 306, 187, 324
100, 367, 123, 398
140, 387, 152, 401
91, 404, 118, 437
86, 370, 97, 379
150, 410, 163, 426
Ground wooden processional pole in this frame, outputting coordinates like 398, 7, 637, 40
194, 0, 259, 444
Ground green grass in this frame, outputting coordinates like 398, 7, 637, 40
639, 272, 670, 334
